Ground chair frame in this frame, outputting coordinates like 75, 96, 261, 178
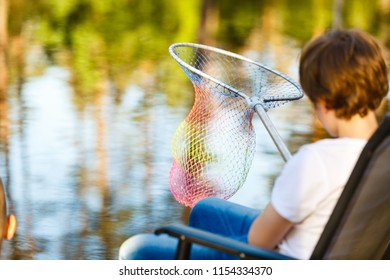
156, 113, 390, 260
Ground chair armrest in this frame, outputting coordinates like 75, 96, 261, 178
155, 223, 295, 260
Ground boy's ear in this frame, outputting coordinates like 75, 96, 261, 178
315, 100, 328, 112
4, 214, 16, 240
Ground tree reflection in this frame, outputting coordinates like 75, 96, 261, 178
0, 0, 389, 259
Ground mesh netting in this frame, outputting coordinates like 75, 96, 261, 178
169, 43, 303, 207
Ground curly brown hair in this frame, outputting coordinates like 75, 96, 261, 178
299, 29, 388, 119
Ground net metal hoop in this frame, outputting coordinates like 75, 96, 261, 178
168, 42, 303, 105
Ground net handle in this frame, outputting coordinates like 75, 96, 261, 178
254, 104, 291, 162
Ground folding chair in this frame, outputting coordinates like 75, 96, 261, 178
155, 113, 390, 260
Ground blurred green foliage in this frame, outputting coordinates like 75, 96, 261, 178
5, 0, 390, 110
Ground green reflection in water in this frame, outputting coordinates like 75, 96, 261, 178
0, 0, 389, 259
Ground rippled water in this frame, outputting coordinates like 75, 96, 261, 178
1, 0, 389, 259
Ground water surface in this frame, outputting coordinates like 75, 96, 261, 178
1, 0, 389, 259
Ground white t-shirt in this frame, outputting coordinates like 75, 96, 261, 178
271, 138, 367, 259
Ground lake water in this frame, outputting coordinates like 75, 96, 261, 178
0, 0, 389, 259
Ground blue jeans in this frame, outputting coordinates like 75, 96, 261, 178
118, 198, 260, 260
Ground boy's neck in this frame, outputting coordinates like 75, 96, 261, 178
336, 111, 378, 139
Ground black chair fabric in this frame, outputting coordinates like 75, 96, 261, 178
312, 116, 390, 259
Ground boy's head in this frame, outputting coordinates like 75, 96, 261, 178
299, 29, 388, 119
0, 178, 16, 254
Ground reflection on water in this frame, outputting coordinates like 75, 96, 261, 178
0, 0, 389, 259
3, 65, 190, 259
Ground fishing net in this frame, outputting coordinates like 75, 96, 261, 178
169, 43, 303, 207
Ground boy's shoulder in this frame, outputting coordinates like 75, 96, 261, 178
298, 138, 367, 158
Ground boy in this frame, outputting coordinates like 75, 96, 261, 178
248, 28, 388, 259
0, 178, 16, 255
119, 28, 388, 259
